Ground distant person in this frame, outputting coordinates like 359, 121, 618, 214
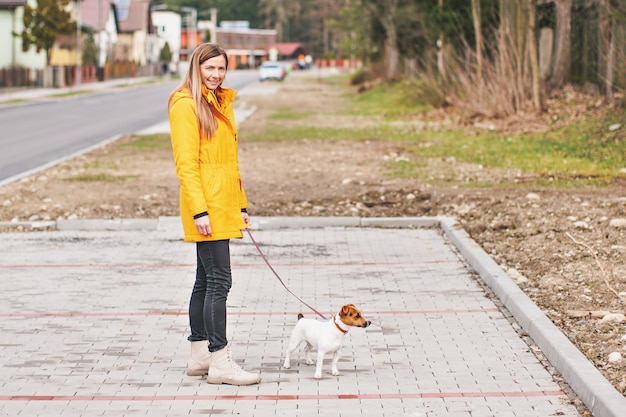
167, 43, 260, 386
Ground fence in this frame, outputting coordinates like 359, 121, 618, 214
0, 67, 43, 88
316, 58, 362, 71
0, 63, 161, 89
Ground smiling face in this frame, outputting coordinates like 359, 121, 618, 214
200, 55, 227, 91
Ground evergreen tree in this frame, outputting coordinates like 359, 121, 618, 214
159, 42, 173, 63
82, 28, 98, 66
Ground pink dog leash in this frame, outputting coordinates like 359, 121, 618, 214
246, 228, 328, 320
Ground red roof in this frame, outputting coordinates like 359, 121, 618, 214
116, 0, 152, 33
271, 43, 305, 56
82, 0, 118, 32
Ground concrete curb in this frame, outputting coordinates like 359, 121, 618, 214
1, 215, 624, 416
439, 217, 626, 417
0, 216, 442, 232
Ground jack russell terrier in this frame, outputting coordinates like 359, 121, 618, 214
283, 303, 371, 379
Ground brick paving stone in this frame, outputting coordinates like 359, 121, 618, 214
0, 226, 585, 417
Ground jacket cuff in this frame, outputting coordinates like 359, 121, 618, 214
193, 211, 208, 219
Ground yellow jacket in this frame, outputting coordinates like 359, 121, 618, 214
169, 86, 248, 242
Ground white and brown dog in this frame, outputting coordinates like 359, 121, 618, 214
283, 304, 371, 379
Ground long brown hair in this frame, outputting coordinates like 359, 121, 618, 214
168, 43, 229, 139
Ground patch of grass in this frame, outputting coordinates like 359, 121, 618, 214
0, 99, 27, 105
113, 79, 159, 88
246, 76, 625, 188
268, 108, 312, 121
51, 91, 91, 98
387, 159, 427, 178
81, 161, 119, 170
63, 173, 139, 183
407, 119, 624, 175
243, 125, 412, 142
119, 134, 171, 151
352, 78, 625, 187
383, 111, 625, 187
314, 74, 352, 87
347, 79, 435, 117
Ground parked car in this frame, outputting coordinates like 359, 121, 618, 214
258, 61, 286, 82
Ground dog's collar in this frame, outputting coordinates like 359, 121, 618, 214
333, 314, 348, 334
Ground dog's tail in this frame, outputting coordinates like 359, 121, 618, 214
297, 313, 304, 320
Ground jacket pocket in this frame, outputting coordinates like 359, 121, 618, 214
199, 165, 219, 202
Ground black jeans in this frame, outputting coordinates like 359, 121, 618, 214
187, 240, 232, 352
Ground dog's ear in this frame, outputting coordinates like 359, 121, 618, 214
297, 313, 304, 320
340, 304, 353, 317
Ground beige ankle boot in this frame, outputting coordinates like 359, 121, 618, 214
206, 344, 261, 385
187, 341, 211, 376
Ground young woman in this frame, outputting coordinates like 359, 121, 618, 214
168, 43, 260, 386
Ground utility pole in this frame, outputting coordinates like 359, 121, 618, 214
437, 0, 445, 81
181, 7, 197, 55
76, 0, 82, 87
210, 8, 217, 44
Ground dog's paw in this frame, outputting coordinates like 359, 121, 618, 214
331, 369, 340, 376
313, 373, 322, 379
283, 361, 291, 369
305, 358, 315, 365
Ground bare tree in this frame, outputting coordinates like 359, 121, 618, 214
527, 0, 542, 112
599, 0, 614, 97
362, 0, 400, 80
259, 0, 300, 41
547, 0, 572, 90
312, 0, 346, 56
498, 0, 510, 83
381, 0, 399, 79
491, 0, 538, 114
471, 0, 483, 77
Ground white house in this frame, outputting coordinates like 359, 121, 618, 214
112, 0, 154, 65
152, 10, 181, 72
0, 0, 46, 69
50, 0, 120, 67
81, 0, 119, 67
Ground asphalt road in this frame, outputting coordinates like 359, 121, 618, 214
0, 70, 258, 184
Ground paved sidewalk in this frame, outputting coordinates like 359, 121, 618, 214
0, 77, 159, 104
0, 73, 282, 106
1, 216, 624, 417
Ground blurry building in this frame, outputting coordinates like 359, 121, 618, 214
212, 21, 276, 69
112, 0, 155, 65
0, 0, 47, 69
152, 9, 181, 73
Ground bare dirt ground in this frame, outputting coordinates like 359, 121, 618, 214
1, 73, 625, 401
